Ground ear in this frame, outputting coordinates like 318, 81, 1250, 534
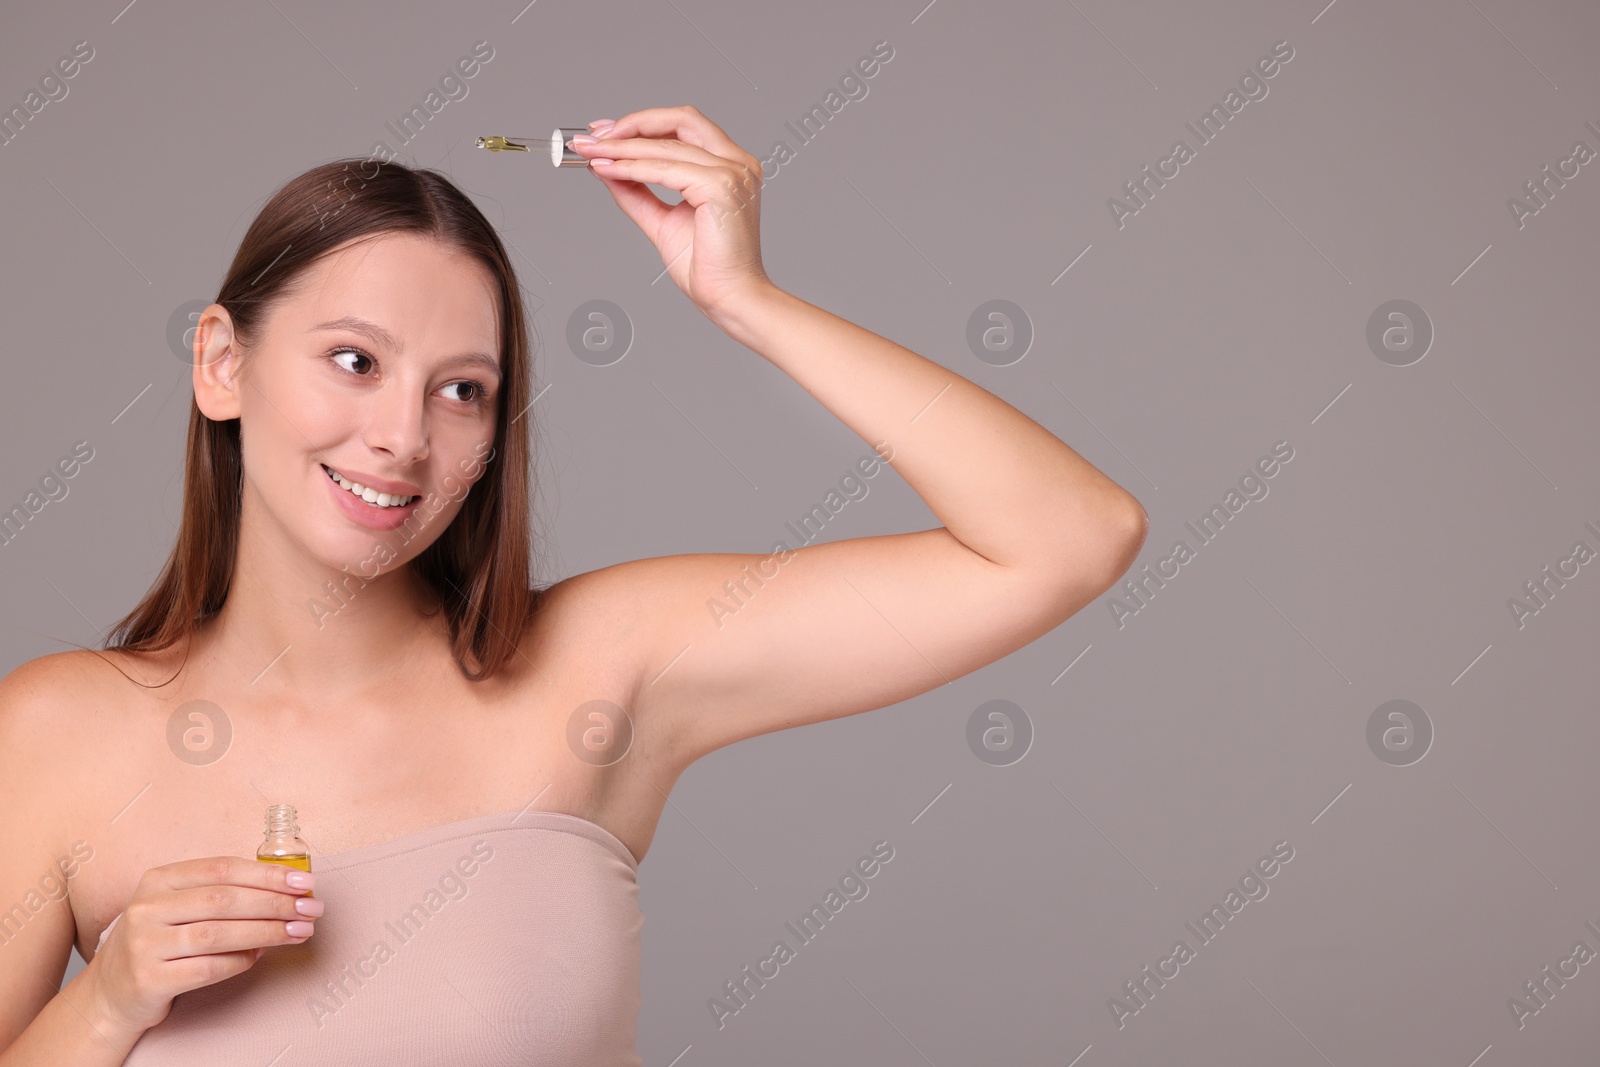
192, 304, 244, 421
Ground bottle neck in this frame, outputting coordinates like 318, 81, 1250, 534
264, 804, 300, 836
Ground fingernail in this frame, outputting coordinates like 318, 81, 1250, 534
286, 871, 313, 890
589, 158, 615, 166
589, 119, 615, 131
286, 920, 315, 937
571, 134, 599, 146
254, 947, 264, 960
294, 897, 325, 916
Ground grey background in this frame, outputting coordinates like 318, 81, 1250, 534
4, 0, 1599, 1063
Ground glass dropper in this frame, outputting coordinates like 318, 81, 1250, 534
476, 129, 592, 167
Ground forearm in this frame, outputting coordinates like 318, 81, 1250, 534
712, 284, 1147, 580
1, 965, 143, 1066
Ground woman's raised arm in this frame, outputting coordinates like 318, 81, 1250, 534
554, 106, 1148, 763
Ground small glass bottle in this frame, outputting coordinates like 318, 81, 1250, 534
257, 804, 313, 898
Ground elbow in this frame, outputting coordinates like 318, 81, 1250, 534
1038, 501, 1148, 605
1125, 500, 1150, 558
1027, 508, 1147, 625
1085, 500, 1147, 595
1107, 502, 1149, 583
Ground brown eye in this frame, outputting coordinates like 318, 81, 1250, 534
438, 377, 492, 406
441, 380, 489, 406
330, 346, 374, 374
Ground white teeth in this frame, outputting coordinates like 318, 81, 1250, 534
323, 464, 415, 509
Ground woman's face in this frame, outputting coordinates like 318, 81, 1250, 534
213, 231, 502, 571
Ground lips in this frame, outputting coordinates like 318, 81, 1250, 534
320, 463, 419, 509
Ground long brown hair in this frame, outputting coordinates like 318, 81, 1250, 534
105, 157, 542, 682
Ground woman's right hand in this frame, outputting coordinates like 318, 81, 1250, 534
86, 856, 321, 1033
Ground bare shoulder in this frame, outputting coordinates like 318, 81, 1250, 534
519, 555, 709, 678
1, 645, 163, 710
0, 650, 122, 846
531, 553, 739, 626
0, 649, 118, 737
514, 560, 697, 751
0, 648, 144, 774
521, 562, 662, 658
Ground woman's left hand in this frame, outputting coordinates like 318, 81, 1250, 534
569, 105, 772, 324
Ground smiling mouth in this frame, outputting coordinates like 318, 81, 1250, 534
321, 464, 418, 509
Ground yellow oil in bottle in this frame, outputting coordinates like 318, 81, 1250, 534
258, 805, 314, 898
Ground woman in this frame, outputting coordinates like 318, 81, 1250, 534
0, 106, 1146, 1064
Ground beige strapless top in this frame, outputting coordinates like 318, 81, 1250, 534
95, 809, 644, 1066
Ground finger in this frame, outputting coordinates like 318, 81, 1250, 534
588, 157, 757, 214
137, 857, 318, 956
573, 132, 729, 171
163, 882, 324, 926
590, 166, 673, 234
583, 135, 762, 210
161, 918, 316, 962
132, 881, 320, 956
601, 105, 759, 171
152, 855, 315, 896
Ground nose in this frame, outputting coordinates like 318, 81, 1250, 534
364, 380, 429, 466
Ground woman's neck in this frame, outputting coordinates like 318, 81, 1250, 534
200, 547, 445, 702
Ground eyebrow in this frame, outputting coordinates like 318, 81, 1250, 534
310, 316, 501, 379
